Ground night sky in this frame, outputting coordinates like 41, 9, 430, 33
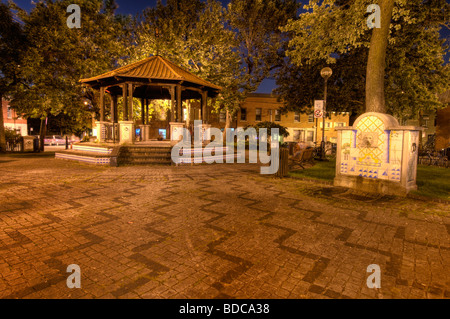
4, 0, 449, 93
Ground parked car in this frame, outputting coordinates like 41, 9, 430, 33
66, 135, 80, 144
44, 135, 66, 146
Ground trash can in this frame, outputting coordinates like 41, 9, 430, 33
22, 136, 36, 152
275, 147, 289, 178
33, 136, 40, 152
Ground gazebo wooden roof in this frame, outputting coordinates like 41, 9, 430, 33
80, 55, 221, 99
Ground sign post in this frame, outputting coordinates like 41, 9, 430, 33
320, 67, 332, 160
314, 100, 323, 148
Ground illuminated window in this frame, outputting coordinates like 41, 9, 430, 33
255, 108, 262, 122
7, 106, 12, 119
275, 110, 281, 122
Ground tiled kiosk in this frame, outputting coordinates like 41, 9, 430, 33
334, 112, 423, 196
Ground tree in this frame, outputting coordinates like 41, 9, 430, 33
227, 0, 299, 93
274, 48, 368, 116
9, 0, 130, 149
281, 0, 449, 117
365, 0, 395, 113
132, 0, 246, 129
0, 2, 28, 152
250, 121, 290, 138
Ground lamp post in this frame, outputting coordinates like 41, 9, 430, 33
320, 67, 332, 160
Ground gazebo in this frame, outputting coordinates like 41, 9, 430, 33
80, 55, 222, 144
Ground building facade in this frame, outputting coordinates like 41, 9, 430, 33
2, 99, 28, 136
435, 90, 450, 150
221, 93, 350, 144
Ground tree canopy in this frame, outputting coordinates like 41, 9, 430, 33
280, 0, 449, 120
7, 0, 131, 133
132, 0, 245, 120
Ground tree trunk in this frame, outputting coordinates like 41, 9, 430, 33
365, 0, 395, 113
223, 109, 232, 142
225, 110, 231, 130
0, 94, 6, 152
39, 117, 46, 151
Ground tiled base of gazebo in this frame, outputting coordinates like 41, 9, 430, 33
55, 143, 116, 165
55, 142, 243, 166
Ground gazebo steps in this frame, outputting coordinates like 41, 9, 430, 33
118, 146, 172, 165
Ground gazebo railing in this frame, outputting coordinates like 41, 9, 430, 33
101, 123, 119, 143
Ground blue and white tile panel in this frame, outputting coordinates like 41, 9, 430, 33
55, 152, 110, 165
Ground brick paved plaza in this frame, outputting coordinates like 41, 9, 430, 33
0, 153, 449, 299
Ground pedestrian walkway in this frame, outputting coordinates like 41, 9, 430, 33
0, 154, 449, 299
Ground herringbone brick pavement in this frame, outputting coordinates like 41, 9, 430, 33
0, 154, 449, 299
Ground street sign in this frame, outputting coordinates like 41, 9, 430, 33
314, 100, 324, 118
314, 109, 323, 118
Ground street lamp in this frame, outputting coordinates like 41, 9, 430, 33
320, 67, 332, 161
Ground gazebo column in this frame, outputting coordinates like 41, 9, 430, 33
118, 83, 135, 144
168, 86, 175, 140
176, 84, 182, 122
122, 83, 128, 121
201, 90, 208, 123
169, 84, 185, 144
146, 99, 150, 125
99, 87, 105, 122
111, 94, 118, 143
185, 100, 191, 128
145, 99, 151, 140
128, 83, 134, 121
110, 94, 117, 123
200, 90, 211, 143
95, 87, 107, 142
140, 97, 149, 141
141, 98, 145, 124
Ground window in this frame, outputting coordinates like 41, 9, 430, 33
275, 110, 281, 122
320, 122, 332, 129
7, 106, 12, 119
255, 108, 262, 122
335, 122, 345, 128
294, 112, 300, 122
268, 109, 273, 121
158, 129, 167, 139
306, 131, 314, 142
308, 113, 314, 123
219, 111, 226, 123
293, 130, 301, 141
240, 108, 247, 121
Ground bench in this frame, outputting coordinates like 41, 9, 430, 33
289, 147, 315, 169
